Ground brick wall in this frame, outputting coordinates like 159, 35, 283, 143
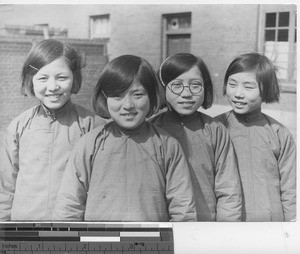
0, 36, 107, 132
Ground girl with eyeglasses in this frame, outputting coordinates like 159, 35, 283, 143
150, 53, 242, 221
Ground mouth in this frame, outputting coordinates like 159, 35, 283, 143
46, 94, 62, 99
233, 100, 247, 105
120, 112, 138, 118
233, 101, 247, 107
178, 101, 195, 105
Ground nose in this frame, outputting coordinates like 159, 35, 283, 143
234, 86, 245, 98
122, 95, 134, 110
181, 86, 193, 97
47, 78, 59, 91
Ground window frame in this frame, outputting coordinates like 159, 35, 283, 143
89, 14, 110, 40
258, 5, 296, 88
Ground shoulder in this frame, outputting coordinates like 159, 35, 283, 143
80, 124, 108, 142
71, 103, 96, 118
148, 112, 167, 126
196, 111, 213, 122
7, 105, 40, 133
73, 123, 109, 154
71, 103, 107, 127
196, 111, 229, 135
147, 122, 184, 150
263, 113, 295, 141
213, 110, 232, 125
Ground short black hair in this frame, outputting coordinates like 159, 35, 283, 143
158, 53, 213, 109
92, 55, 159, 119
223, 52, 280, 103
21, 39, 83, 96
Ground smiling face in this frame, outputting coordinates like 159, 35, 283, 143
165, 65, 204, 116
32, 57, 73, 110
107, 80, 150, 129
226, 71, 262, 115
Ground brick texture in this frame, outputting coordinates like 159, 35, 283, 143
0, 36, 107, 132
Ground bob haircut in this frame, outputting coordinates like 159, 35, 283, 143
21, 39, 83, 96
223, 52, 280, 103
158, 53, 213, 109
92, 55, 159, 119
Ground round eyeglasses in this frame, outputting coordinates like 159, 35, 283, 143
168, 80, 203, 95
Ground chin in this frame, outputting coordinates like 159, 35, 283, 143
233, 108, 249, 115
177, 109, 195, 116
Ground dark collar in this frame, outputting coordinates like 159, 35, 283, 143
234, 107, 263, 123
112, 121, 148, 137
165, 109, 198, 125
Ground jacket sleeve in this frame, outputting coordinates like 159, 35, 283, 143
0, 124, 19, 221
277, 128, 296, 221
164, 137, 197, 222
213, 123, 243, 222
52, 136, 93, 221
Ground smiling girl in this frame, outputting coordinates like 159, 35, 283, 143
52, 55, 196, 222
215, 53, 296, 221
0, 39, 105, 221
150, 53, 242, 221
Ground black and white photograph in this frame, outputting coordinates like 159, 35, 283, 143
0, 1, 298, 253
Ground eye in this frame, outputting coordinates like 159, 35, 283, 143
190, 81, 203, 88
110, 94, 123, 100
37, 76, 47, 81
58, 76, 68, 81
171, 81, 183, 88
228, 82, 237, 87
134, 92, 145, 98
245, 86, 255, 90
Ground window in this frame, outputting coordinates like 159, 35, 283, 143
161, 12, 191, 60
90, 14, 110, 39
263, 9, 296, 83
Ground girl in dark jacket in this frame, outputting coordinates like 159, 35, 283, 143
150, 53, 242, 221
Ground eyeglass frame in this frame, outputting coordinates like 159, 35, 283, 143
167, 80, 204, 95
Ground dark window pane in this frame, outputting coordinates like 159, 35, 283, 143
279, 12, 290, 26
265, 30, 276, 41
167, 13, 191, 30
266, 13, 276, 27
295, 29, 297, 42
278, 29, 289, 41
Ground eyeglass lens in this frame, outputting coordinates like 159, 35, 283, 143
170, 81, 203, 95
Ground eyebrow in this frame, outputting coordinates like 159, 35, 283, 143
131, 88, 146, 93
36, 72, 69, 76
175, 78, 203, 82
228, 78, 237, 82
228, 78, 256, 85
243, 81, 257, 85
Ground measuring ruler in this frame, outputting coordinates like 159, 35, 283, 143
0, 222, 174, 253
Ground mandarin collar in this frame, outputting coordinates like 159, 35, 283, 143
234, 107, 263, 123
165, 109, 198, 124
112, 121, 148, 137
40, 100, 72, 120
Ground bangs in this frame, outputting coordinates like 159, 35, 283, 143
161, 54, 196, 85
101, 56, 141, 97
